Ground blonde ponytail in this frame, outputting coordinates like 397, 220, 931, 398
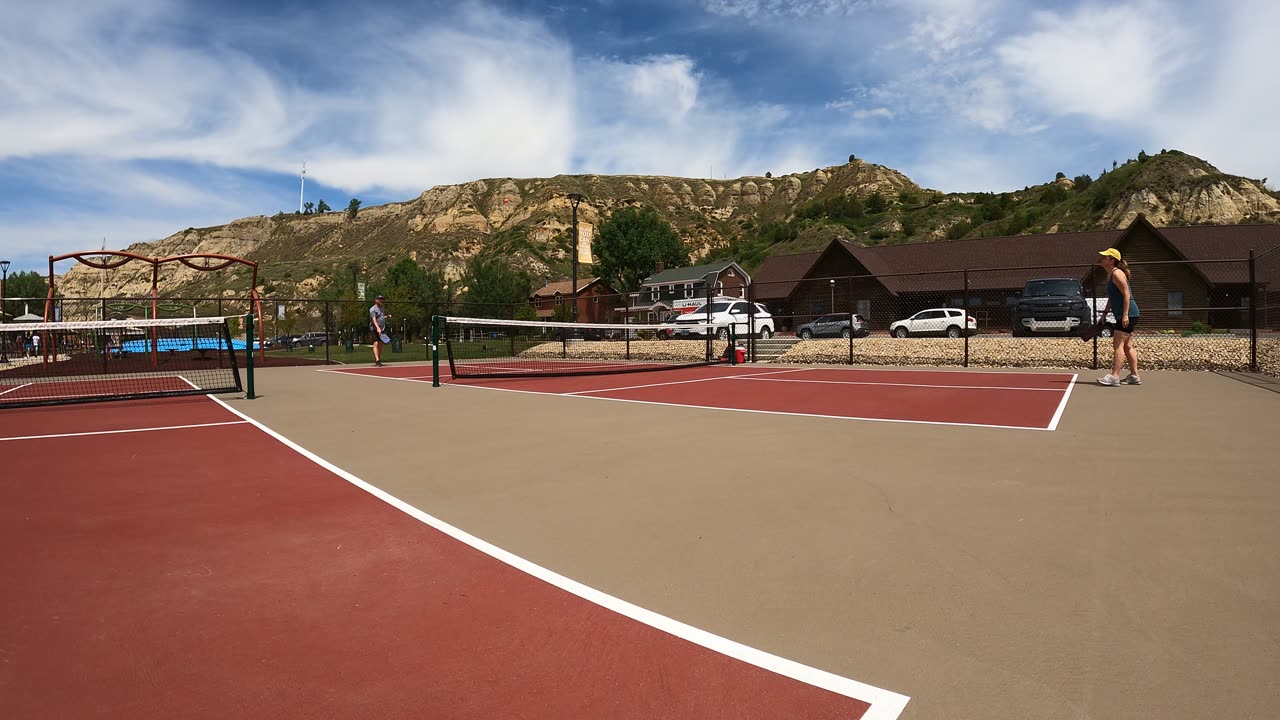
1115, 258, 1131, 278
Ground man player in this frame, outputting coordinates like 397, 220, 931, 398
370, 294, 390, 367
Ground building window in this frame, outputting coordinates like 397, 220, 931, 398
1168, 291, 1184, 318
592, 296, 598, 303
555, 295, 563, 305
684, 283, 693, 298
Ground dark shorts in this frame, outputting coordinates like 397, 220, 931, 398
1114, 317, 1138, 334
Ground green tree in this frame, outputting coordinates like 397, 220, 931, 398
1055, 171, 1066, 180
513, 303, 537, 321
1073, 174, 1093, 191
461, 256, 532, 318
304, 201, 314, 214
317, 199, 332, 213
866, 192, 888, 213
765, 171, 772, 178
372, 258, 451, 333
2, 270, 49, 320
848, 154, 857, 163
593, 206, 688, 292
347, 198, 362, 220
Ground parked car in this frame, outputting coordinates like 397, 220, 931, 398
795, 313, 870, 339
671, 300, 775, 339
654, 313, 686, 340
1011, 278, 1091, 336
889, 308, 977, 338
298, 331, 332, 346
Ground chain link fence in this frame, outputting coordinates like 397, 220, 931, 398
18, 251, 1278, 377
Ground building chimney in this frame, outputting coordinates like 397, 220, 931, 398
656, 261, 665, 273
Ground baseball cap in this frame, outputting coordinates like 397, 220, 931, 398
375, 294, 384, 300
1099, 248, 1122, 260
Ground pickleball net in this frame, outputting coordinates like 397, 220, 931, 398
435, 316, 738, 379
0, 316, 243, 408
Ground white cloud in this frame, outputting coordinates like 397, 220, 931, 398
701, 0, 872, 19
852, 107, 895, 120
996, 1, 1194, 123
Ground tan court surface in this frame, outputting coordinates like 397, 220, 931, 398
224, 363, 1279, 720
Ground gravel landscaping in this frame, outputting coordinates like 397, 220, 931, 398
513, 335, 1280, 376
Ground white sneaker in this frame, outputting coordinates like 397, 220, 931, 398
1098, 374, 1121, 386
1123, 375, 1141, 385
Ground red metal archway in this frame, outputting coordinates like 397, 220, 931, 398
46, 250, 266, 364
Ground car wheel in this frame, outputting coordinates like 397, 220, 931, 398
1100, 327, 1113, 338
716, 327, 728, 340
841, 328, 851, 338
946, 325, 961, 338
759, 327, 772, 339
893, 327, 909, 338
799, 329, 812, 339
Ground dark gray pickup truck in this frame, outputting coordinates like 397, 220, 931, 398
1011, 278, 1091, 336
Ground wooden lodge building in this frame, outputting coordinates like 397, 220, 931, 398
529, 277, 619, 323
751, 216, 1280, 333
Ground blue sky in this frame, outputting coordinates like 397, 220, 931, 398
2, 0, 1276, 274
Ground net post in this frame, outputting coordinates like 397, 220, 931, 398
244, 312, 256, 400
624, 315, 630, 360
729, 324, 737, 365
431, 315, 441, 387
1249, 250, 1257, 372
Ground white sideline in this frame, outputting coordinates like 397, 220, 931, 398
209, 395, 912, 719
0, 420, 249, 442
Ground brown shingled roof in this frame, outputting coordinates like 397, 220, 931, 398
1159, 224, 1280, 284
752, 252, 821, 299
530, 277, 607, 298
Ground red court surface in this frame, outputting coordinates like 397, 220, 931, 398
0, 395, 905, 719
328, 364, 1078, 430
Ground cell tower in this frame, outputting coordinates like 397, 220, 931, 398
299, 162, 307, 213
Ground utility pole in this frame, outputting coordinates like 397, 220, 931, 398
568, 193, 583, 322
299, 162, 306, 213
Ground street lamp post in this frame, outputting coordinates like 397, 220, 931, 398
567, 193, 583, 322
0, 260, 9, 364
829, 278, 835, 313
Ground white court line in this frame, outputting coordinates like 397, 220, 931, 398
447, 382, 1055, 431
0, 383, 32, 397
730, 376, 1068, 392
1046, 373, 1080, 431
565, 368, 809, 395
208, 394, 911, 719
0, 420, 249, 442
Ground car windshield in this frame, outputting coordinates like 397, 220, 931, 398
1024, 280, 1082, 298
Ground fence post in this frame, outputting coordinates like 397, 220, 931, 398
848, 276, 856, 366
1250, 250, 1257, 372
431, 315, 441, 387
324, 301, 332, 364
1089, 269, 1098, 370
962, 268, 970, 368
746, 282, 756, 362
244, 312, 256, 400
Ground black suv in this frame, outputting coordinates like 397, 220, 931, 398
1011, 278, 1090, 336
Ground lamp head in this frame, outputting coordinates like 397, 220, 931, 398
0, 260, 9, 274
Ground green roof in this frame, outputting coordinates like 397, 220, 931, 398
641, 260, 741, 285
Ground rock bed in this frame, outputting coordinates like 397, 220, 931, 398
519, 340, 732, 362
512, 336, 1280, 376
776, 337, 1280, 375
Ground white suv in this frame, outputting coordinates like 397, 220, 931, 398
890, 308, 977, 338
671, 300, 774, 339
